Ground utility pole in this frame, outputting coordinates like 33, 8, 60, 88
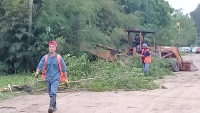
177, 22, 180, 35
28, 0, 33, 36
27, 0, 33, 72
198, 34, 200, 46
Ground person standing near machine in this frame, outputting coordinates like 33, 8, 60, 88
138, 43, 152, 76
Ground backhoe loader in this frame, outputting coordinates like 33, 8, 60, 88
81, 29, 198, 72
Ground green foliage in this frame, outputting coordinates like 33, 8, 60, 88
115, 0, 173, 29
0, 0, 29, 73
63, 53, 88, 80
0, 0, 198, 73
171, 12, 198, 46
0, 62, 8, 74
191, 4, 200, 36
63, 54, 172, 92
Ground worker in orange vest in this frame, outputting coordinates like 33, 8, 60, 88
35, 41, 68, 113
138, 43, 152, 76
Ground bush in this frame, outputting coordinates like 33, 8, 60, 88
63, 54, 173, 92
63, 53, 89, 80
0, 62, 8, 74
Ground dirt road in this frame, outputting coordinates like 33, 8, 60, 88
1, 54, 200, 113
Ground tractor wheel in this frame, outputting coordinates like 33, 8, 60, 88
170, 59, 180, 72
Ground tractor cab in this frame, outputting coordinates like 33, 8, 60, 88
123, 29, 156, 55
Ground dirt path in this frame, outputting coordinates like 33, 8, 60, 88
1, 54, 200, 113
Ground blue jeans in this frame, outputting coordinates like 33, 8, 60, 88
143, 63, 150, 75
46, 80, 59, 97
46, 80, 59, 109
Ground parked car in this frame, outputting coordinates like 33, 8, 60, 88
185, 48, 190, 53
191, 47, 198, 53
184, 47, 190, 52
179, 47, 190, 52
196, 47, 200, 54
178, 47, 185, 52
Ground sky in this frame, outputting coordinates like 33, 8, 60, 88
165, 0, 200, 14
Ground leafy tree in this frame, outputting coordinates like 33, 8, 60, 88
0, 0, 198, 74
191, 4, 200, 35
0, 0, 29, 73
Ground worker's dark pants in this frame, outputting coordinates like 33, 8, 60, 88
46, 80, 59, 110
131, 43, 140, 53
143, 63, 150, 75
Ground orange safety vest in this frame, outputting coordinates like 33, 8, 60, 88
41, 54, 66, 83
140, 48, 152, 63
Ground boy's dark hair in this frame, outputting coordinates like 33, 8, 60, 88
135, 34, 139, 36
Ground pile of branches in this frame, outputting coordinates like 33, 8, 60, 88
1, 85, 33, 93
1, 77, 101, 94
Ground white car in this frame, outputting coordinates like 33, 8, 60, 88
182, 47, 191, 52
191, 47, 198, 53
178, 47, 184, 52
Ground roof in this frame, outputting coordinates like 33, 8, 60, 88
123, 29, 155, 34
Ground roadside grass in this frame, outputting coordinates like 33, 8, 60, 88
179, 51, 188, 56
0, 74, 35, 101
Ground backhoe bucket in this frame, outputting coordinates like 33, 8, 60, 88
182, 60, 198, 71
